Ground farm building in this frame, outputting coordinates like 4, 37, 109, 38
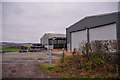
66, 12, 119, 51
40, 33, 66, 49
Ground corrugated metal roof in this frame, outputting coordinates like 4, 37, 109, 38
67, 12, 118, 30
41, 33, 66, 39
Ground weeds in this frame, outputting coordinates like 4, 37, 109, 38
38, 48, 119, 78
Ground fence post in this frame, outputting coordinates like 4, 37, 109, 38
118, 39, 120, 75
61, 48, 65, 63
85, 43, 89, 60
49, 49, 52, 66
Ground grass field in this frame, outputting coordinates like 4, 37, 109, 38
0, 47, 19, 53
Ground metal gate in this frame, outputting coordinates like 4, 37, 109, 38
1, 52, 51, 65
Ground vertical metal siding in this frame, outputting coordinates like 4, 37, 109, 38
71, 30, 87, 51
89, 23, 117, 41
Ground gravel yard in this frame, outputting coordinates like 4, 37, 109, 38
2, 51, 61, 78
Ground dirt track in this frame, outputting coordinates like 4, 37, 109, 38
2, 52, 61, 78
2, 64, 51, 78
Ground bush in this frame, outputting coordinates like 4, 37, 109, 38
46, 66, 54, 72
78, 40, 120, 54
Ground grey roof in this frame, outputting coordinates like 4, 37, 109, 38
41, 33, 66, 39
40, 33, 66, 45
67, 12, 118, 31
66, 12, 119, 43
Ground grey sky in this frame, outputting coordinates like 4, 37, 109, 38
2, 2, 118, 43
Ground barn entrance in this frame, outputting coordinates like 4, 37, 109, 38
71, 30, 87, 51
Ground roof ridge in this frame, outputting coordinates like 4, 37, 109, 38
45, 33, 65, 35
86, 11, 118, 18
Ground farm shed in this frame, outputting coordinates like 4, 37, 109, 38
66, 12, 119, 51
49, 37, 66, 49
40, 33, 66, 49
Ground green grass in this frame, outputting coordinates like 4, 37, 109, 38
38, 65, 47, 70
38, 65, 55, 72
0, 47, 19, 53
1, 50, 18, 53
27, 46, 31, 50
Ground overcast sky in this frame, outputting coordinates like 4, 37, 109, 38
2, 2, 118, 43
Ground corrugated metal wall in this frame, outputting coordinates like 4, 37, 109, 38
89, 23, 117, 41
70, 23, 117, 51
66, 12, 118, 51
71, 30, 87, 51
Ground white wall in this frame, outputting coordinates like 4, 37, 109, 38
70, 23, 117, 51
89, 23, 117, 41
71, 30, 87, 51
